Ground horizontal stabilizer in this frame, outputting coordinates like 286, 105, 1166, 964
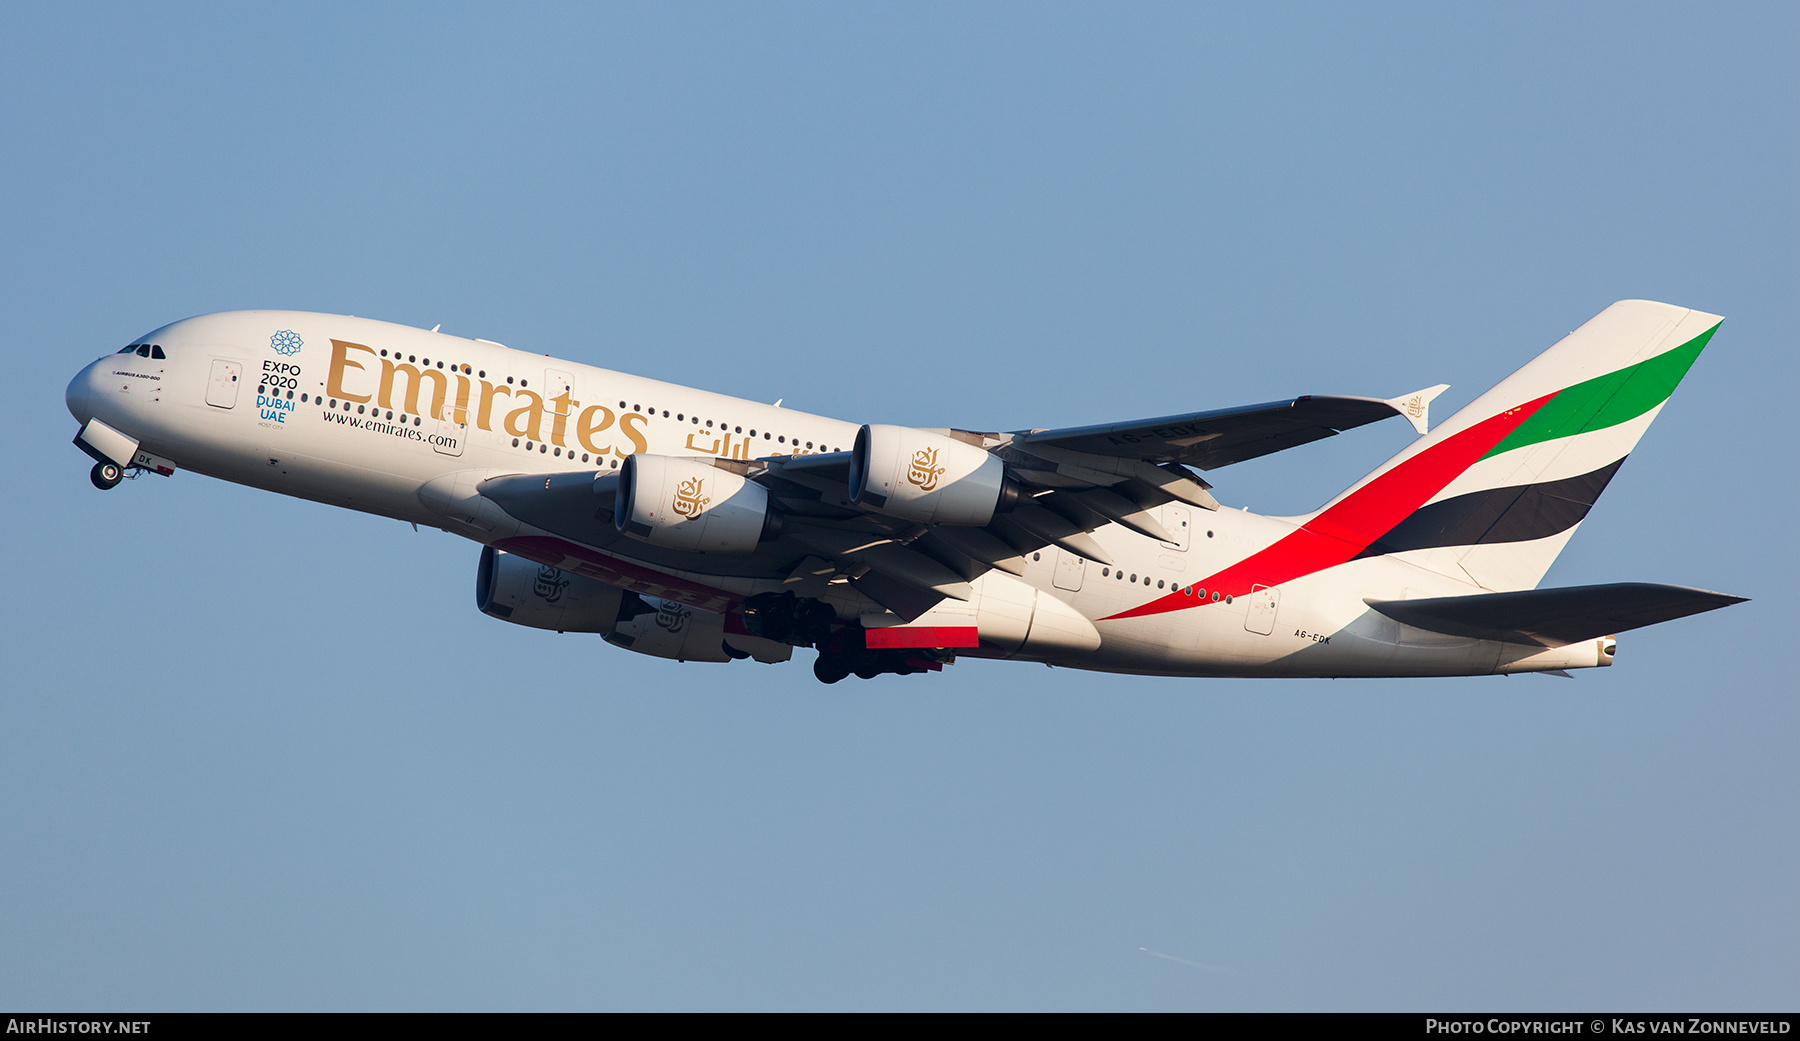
1366, 583, 1746, 647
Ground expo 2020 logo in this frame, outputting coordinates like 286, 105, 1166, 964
270, 330, 304, 356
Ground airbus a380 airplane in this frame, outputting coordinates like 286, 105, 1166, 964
66, 299, 1744, 683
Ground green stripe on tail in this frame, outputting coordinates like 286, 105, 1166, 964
1481, 323, 1719, 461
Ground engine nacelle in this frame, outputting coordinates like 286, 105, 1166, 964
477, 548, 792, 663
476, 545, 629, 633
616, 454, 779, 554
606, 594, 793, 663
849, 424, 1017, 526
605, 596, 735, 662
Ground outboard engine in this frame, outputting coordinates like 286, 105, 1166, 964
476, 545, 629, 633
476, 547, 790, 663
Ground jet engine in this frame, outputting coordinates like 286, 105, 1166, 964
604, 595, 790, 664
615, 454, 780, 553
476, 544, 629, 632
848, 424, 1021, 526
476, 547, 791, 663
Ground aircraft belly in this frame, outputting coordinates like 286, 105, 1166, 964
1075, 556, 1517, 678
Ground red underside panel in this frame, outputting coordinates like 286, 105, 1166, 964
864, 626, 981, 649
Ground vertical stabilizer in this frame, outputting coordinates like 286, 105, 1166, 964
1316, 300, 1721, 590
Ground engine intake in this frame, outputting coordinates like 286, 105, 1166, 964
615, 454, 780, 554
848, 424, 1018, 526
476, 547, 790, 663
476, 545, 628, 632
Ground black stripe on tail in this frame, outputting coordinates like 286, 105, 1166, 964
1356, 458, 1626, 558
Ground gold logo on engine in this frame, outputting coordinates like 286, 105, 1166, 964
907, 447, 946, 491
655, 602, 691, 633
672, 476, 710, 518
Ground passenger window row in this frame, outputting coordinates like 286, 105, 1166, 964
295, 387, 835, 467
619, 401, 833, 452
306, 395, 425, 427
509, 438, 623, 468
1025, 552, 1231, 604
376, 349, 478, 379
1101, 564, 1230, 604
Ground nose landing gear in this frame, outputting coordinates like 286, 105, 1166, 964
90, 461, 124, 490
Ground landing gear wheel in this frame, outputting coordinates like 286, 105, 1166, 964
90, 461, 124, 490
813, 654, 851, 685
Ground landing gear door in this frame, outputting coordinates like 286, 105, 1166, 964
1244, 584, 1279, 635
206, 359, 242, 409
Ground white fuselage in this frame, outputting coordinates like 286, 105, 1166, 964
66, 310, 1605, 678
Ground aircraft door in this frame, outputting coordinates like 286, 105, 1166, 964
545, 369, 574, 417
1244, 584, 1279, 635
1159, 505, 1192, 551
1052, 548, 1086, 592
434, 416, 466, 457
206, 359, 242, 409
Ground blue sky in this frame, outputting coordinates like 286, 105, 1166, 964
2, 3, 1793, 1010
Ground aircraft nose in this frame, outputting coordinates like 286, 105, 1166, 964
66, 359, 101, 425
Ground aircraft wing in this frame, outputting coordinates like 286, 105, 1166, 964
1015, 394, 1413, 470
477, 386, 1445, 623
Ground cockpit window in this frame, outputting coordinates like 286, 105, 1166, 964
135, 345, 151, 357
118, 345, 138, 354
150, 345, 166, 359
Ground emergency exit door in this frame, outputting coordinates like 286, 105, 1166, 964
1244, 585, 1280, 635
206, 359, 242, 409
1053, 549, 1086, 591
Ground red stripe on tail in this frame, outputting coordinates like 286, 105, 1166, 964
1100, 393, 1555, 621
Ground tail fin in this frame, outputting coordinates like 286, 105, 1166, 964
1310, 300, 1722, 591
1094, 301, 1721, 622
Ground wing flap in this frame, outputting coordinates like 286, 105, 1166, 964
786, 523, 973, 601
1365, 582, 1747, 647
1064, 487, 1177, 542
848, 571, 950, 622
923, 526, 1029, 577
997, 505, 1114, 566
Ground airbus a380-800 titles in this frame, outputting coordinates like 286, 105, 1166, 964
66, 299, 1744, 683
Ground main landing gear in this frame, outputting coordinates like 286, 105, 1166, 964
812, 648, 943, 684
742, 590, 955, 684
741, 591, 836, 647
738, 590, 957, 680
90, 461, 124, 490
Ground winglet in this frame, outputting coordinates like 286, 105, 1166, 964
1386, 384, 1450, 435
